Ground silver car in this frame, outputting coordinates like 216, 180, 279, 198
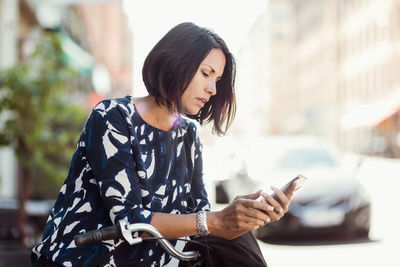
214, 135, 371, 241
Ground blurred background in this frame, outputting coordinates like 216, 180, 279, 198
0, 0, 399, 266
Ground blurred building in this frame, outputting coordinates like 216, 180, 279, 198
0, 0, 40, 198
267, 0, 340, 138
71, 2, 133, 99
0, 0, 133, 197
267, 0, 299, 134
337, 0, 400, 157
28, 0, 133, 106
267, 0, 400, 158
233, 12, 270, 136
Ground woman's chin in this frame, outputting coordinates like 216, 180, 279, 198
184, 109, 200, 116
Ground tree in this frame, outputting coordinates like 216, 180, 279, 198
0, 30, 89, 245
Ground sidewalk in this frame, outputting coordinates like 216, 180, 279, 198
0, 240, 31, 266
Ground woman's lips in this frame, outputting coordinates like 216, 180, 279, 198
197, 98, 207, 107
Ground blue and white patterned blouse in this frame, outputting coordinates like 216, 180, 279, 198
31, 96, 210, 266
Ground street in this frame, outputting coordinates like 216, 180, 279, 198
258, 156, 400, 267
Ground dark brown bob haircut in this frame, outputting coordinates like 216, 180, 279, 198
142, 22, 236, 136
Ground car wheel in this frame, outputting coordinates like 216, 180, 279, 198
253, 225, 274, 241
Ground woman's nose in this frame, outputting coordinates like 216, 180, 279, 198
206, 82, 217, 96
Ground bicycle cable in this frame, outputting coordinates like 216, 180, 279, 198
141, 236, 214, 266
141, 236, 212, 249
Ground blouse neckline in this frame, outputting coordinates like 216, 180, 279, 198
129, 95, 181, 133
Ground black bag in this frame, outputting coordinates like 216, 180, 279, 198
179, 231, 268, 267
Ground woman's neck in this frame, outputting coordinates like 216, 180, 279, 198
134, 95, 179, 131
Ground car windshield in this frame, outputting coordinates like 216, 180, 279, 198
275, 147, 338, 169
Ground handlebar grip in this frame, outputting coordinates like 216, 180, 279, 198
74, 225, 120, 246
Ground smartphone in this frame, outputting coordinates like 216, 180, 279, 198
279, 174, 307, 195
268, 174, 307, 208
256, 174, 307, 204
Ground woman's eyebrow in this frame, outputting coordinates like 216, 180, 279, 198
202, 64, 216, 73
202, 64, 222, 79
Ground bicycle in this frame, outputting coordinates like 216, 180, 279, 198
73, 220, 201, 263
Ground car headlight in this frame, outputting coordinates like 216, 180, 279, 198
348, 187, 370, 210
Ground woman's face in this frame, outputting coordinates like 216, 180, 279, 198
181, 48, 226, 115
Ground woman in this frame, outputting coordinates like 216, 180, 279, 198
31, 22, 295, 266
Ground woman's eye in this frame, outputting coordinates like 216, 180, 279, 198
201, 71, 209, 77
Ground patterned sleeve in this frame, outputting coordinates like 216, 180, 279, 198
189, 125, 211, 212
84, 101, 153, 225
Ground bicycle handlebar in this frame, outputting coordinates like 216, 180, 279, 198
74, 224, 120, 246
73, 220, 201, 262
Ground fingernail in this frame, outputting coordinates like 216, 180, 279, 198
271, 185, 279, 191
267, 206, 274, 211
265, 218, 270, 223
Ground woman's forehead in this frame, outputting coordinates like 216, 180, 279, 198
200, 49, 226, 76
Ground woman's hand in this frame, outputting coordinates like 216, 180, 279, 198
208, 190, 275, 240
208, 183, 297, 240
258, 185, 294, 223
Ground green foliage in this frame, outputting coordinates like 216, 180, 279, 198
0, 31, 89, 199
